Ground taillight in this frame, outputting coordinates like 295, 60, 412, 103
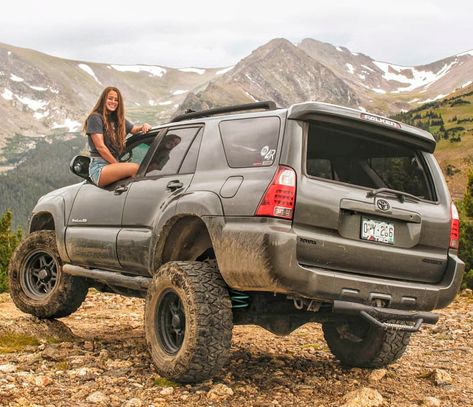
450, 202, 460, 249
256, 166, 296, 220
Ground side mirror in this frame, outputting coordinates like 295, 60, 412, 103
70, 155, 91, 180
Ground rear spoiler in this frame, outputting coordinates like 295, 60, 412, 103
288, 102, 436, 153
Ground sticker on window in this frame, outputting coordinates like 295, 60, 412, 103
260, 145, 276, 161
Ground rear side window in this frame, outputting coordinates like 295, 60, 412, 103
306, 122, 434, 200
145, 127, 200, 177
219, 117, 280, 168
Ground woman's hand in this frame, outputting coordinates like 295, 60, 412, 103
141, 123, 151, 133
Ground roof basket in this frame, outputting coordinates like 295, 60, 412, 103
170, 101, 277, 123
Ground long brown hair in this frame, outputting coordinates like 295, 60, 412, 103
84, 86, 126, 153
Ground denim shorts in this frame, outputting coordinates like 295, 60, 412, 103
89, 157, 108, 185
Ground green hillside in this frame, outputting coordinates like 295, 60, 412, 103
392, 85, 473, 197
0, 133, 85, 229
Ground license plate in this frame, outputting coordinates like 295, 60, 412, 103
361, 217, 395, 245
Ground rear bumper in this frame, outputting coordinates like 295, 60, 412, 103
214, 218, 464, 311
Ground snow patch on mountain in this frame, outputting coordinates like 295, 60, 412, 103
78, 64, 102, 84
457, 50, 473, 57
148, 100, 157, 106
346, 63, 355, 74
336, 46, 344, 52
179, 68, 205, 75
372, 88, 386, 94
29, 85, 48, 91
110, 65, 167, 77
419, 94, 448, 104
10, 74, 24, 82
362, 65, 375, 72
244, 91, 258, 102
53, 119, 81, 132
159, 101, 172, 106
34, 110, 50, 120
1, 88, 13, 101
461, 80, 472, 88
374, 60, 458, 93
6, 91, 49, 111
172, 90, 188, 96
216, 66, 234, 75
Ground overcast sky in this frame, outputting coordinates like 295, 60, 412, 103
0, 0, 472, 68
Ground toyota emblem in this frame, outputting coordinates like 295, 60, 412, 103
376, 199, 391, 212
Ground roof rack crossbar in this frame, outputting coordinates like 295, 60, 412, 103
171, 101, 277, 122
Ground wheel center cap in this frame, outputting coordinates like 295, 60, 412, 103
38, 269, 49, 280
172, 314, 181, 328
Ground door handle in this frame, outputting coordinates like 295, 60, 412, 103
114, 185, 128, 195
167, 180, 184, 191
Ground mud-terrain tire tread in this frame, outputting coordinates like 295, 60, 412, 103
8, 230, 88, 318
322, 318, 411, 368
145, 261, 233, 383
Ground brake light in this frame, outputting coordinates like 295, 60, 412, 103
450, 202, 460, 249
256, 166, 296, 220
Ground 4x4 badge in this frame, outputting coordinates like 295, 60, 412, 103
376, 199, 391, 212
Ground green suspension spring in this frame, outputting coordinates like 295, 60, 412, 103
229, 289, 250, 309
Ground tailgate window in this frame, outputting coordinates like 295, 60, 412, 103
306, 122, 435, 200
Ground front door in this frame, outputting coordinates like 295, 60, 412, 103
65, 133, 158, 269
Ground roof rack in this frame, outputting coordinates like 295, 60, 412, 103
170, 101, 277, 123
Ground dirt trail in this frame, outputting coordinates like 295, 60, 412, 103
0, 291, 472, 406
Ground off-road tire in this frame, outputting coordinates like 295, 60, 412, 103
145, 261, 233, 383
8, 230, 88, 318
322, 316, 412, 368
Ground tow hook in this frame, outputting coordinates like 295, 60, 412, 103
332, 300, 439, 332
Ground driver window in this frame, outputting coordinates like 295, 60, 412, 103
120, 138, 155, 165
145, 127, 200, 177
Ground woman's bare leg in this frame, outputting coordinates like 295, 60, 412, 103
98, 162, 139, 187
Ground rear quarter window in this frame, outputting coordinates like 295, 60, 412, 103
219, 117, 280, 168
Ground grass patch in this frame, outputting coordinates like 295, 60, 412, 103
54, 360, 69, 370
154, 376, 179, 388
300, 343, 325, 350
0, 332, 40, 353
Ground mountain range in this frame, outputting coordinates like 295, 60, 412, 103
1, 37, 473, 156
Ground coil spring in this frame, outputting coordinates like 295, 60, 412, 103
229, 289, 250, 309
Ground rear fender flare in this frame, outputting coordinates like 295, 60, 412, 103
149, 191, 224, 272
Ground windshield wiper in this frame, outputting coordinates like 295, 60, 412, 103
366, 188, 422, 203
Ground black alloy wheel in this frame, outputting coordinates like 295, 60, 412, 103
20, 250, 59, 300
157, 289, 186, 355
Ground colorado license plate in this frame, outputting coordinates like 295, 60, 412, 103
361, 217, 395, 245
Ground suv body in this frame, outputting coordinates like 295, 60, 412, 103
9, 101, 464, 382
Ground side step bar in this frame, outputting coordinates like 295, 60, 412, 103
333, 300, 439, 332
63, 264, 151, 291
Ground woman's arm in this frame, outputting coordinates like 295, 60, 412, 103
90, 133, 118, 163
130, 123, 151, 135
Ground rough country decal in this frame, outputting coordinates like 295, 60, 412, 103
360, 113, 401, 129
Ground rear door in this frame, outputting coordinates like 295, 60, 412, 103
117, 126, 203, 274
292, 118, 451, 284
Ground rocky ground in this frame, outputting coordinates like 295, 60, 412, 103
0, 290, 472, 407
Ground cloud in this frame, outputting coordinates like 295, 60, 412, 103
0, 0, 472, 67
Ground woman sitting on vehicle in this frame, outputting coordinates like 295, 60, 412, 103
85, 86, 151, 187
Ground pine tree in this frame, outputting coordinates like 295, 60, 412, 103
459, 171, 473, 288
0, 210, 22, 293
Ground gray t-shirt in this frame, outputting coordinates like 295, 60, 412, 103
86, 113, 134, 159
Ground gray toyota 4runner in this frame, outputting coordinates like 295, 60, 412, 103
9, 101, 464, 383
